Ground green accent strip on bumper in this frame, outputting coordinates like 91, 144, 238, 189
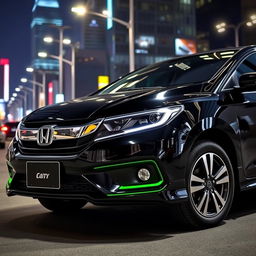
6, 177, 13, 189
94, 160, 164, 191
107, 186, 166, 197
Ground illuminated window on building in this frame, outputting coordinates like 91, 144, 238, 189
139, 2, 155, 11
181, 0, 191, 4
159, 4, 171, 12
159, 14, 172, 22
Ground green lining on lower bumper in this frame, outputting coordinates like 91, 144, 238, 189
6, 177, 13, 189
106, 186, 166, 197
94, 160, 164, 191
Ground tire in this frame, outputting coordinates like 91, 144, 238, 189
175, 141, 235, 228
38, 198, 87, 213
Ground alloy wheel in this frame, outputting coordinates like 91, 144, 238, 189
189, 152, 230, 218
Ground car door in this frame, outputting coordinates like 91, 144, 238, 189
223, 53, 256, 178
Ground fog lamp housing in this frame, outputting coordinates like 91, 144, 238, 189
138, 168, 151, 181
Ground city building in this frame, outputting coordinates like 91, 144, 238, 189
109, 0, 196, 79
74, 0, 197, 96
30, 0, 62, 106
196, 0, 256, 52
31, 0, 62, 70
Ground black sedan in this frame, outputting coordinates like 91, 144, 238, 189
6, 46, 256, 228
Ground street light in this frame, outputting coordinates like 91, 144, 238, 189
20, 77, 45, 108
216, 15, 256, 47
70, 6, 86, 16
47, 25, 71, 97
43, 36, 71, 45
71, 1, 135, 72
20, 78, 28, 83
20, 77, 44, 88
25, 66, 56, 108
26, 67, 34, 73
39, 37, 78, 100
38, 52, 47, 58
14, 90, 28, 114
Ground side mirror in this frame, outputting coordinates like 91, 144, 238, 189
239, 72, 256, 91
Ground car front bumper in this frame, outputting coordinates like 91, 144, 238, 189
6, 125, 189, 205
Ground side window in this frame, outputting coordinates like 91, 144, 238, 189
224, 53, 256, 90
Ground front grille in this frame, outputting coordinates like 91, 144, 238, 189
18, 134, 95, 155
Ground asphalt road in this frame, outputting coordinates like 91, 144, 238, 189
0, 141, 256, 256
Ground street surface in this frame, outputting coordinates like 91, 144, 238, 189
0, 141, 256, 256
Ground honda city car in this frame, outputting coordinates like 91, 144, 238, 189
6, 46, 256, 227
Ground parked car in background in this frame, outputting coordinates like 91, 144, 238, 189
1, 122, 19, 139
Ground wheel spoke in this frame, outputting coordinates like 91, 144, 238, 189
202, 153, 214, 177
203, 192, 210, 215
209, 153, 214, 176
211, 192, 221, 214
191, 174, 205, 183
216, 175, 229, 185
214, 189, 225, 206
197, 191, 207, 212
190, 152, 230, 218
214, 165, 227, 180
191, 185, 205, 193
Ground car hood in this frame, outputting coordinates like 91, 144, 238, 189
24, 83, 207, 126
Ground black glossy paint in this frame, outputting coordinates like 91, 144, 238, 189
6, 46, 256, 204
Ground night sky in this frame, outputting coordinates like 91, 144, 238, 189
0, 0, 34, 95
0, 0, 79, 96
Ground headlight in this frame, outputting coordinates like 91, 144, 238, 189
95, 106, 183, 141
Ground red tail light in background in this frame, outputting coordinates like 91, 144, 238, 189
0, 125, 9, 133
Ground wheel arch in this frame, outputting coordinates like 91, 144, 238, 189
182, 119, 244, 191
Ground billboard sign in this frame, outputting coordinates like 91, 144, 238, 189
175, 38, 196, 56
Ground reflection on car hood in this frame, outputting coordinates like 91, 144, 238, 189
24, 83, 206, 126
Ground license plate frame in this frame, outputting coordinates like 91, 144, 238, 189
26, 161, 61, 189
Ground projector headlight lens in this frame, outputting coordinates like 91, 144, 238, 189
95, 106, 183, 141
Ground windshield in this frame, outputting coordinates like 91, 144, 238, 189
100, 50, 237, 94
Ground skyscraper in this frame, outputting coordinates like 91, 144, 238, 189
75, 0, 196, 96
108, 0, 196, 79
31, 0, 63, 70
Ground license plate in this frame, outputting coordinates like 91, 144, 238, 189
26, 161, 60, 189
11, 128, 16, 132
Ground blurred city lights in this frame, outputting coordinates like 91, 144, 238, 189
20, 78, 28, 83
43, 36, 54, 43
63, 38, 71, 45
102, 10, 108, 16
38, 52, 48, 58
26, 67, 34, 72
71, 6, 87, 16
216, 22, 226, 33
